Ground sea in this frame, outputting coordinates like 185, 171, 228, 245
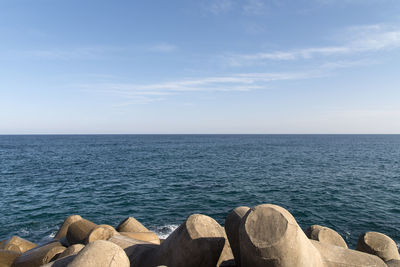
0, 134, 399, 249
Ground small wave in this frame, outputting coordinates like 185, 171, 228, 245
152, 224, 179, 239
38, 231, 56, 243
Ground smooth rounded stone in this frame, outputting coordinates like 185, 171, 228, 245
40, 255, 76, 267
239, 204, 324, 267
386, 259, 400, 267
225, 206, 250, 267
0, 236, 37, 253
108, 234, 154, 250
311, 240, 386, 266
149, 214, 226, 267
356, 232, 400, 262
12, 241, 66, 267
0, 249, 21, 267
85, 225, 119, 244
120, 232, 160, 245
305, 225, 348, 248
116, 217, 149, 233
67, 240, 130, 267
56, 244, 84, 259
54, 215, 82, 240
66, 219, 97, 245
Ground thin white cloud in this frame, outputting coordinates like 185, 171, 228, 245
80, 70, 321, 105
243, 0, 267, 15
226, 24, 400, 66
205, 0, 234, 14
80, 57, 374, 105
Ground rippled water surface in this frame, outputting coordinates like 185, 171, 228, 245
0, 135, 399, 247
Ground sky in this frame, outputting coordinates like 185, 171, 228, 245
1, 0, 400, 134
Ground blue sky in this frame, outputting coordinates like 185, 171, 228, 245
1, 0, 400, 134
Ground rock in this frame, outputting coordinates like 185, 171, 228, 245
312, 239, 386, 266
305, 225, 348, 248
356, 232, 400, 262
85, 225, 119, 244
239, 204, 324, 267
120, 232, 160, 245
54, 215, 82, 240
225, 206, 250, 267
0, 249, 21, 267
12, 241, 65, 267
149, 214, 226, 267
108, 234, 154, 250
386, 259, 400, 267
116, 217, 149, 233
66, 219, 97, 245
0, 236, 37, 253
67, 240, 129, 267
55, 244, 84, 259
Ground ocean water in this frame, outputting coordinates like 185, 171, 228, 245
0, 135, 399, 248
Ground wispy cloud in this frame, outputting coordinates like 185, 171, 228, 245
205, 0, 234, 15
225, 24, 400, 66
243, 0, 267, 15
203, 0, 274, 15
80, 70, 318, 104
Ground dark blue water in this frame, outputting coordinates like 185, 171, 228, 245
0, 135, 399, 248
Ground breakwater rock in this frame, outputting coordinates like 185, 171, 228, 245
1, 204, 399, 267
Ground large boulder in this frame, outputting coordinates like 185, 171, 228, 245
239, 204, 324, 267
12, 241, 65, 267
0, 236, 37, 253
67, 240, 129, 267
116, 217, 149, 233
225, 206, 250, 267
0, 249, 21, 267
66, 219, 97, 245
305, 225, 348, 248
356, 232, 400, 262
54, 215, 82, 240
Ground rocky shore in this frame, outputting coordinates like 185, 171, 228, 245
1, 204, 399, 267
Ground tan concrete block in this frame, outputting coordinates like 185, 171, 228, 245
120, 232, 160, 245
305, 225, 348, 248
66, 219, 97, 245
67, 240, 129, 267
239, 204, 324, 267
0, 236, 37, 254
225, 206, 250, 267
356, 231, 400, 262
54, 215, 82, 240
116, 217, 149, 233
12, 242, 65, 267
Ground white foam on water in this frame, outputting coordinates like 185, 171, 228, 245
37, 231, 56, 245
152, 224, 179, 240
